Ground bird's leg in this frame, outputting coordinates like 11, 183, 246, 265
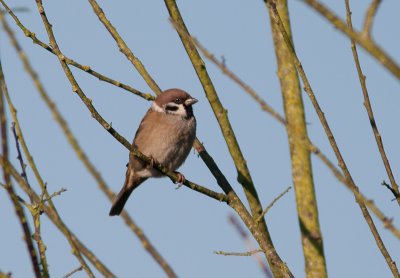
148, 156, 158, 168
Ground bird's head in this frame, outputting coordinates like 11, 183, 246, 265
152, 88, 198, 118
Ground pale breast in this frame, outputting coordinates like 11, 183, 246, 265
133, 110, 196, 177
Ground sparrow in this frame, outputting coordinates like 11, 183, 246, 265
109, 88, 198, 216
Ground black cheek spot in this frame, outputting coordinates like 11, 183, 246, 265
166, 105, 179, 112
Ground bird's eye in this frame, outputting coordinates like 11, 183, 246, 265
174, 98, 183, 104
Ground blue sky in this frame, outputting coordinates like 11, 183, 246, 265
1, 1, 399, 277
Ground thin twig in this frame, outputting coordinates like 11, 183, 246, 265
381, 181, 400, 201
228, 215, 272, 278
11, 123, 28, 182
11, 125, 49, 277
63, 266, 83, 278
362, 0, 382, 38
45, 188, 67, 202
214, 249, 264, 256
257, 186, 291, 223
267, 1, 399, 276
10, 122, 33, 201
344, 0, 400, 206
0, 61, 42, 277
301, 0, 400, 79
0, 6, 29, 13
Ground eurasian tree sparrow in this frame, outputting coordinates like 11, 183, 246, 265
109, 88, 198, 216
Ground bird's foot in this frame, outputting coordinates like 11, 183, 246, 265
175, 171, 185, 184
172, 171, 185, 189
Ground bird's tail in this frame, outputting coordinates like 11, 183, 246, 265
109, 174, 147, 216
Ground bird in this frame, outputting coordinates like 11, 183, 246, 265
109, 88, 198, 216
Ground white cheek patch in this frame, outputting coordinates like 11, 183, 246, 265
151, 102, 164, 113
152, 101, 188, 117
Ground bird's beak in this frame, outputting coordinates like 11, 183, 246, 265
184, 98, 198, 106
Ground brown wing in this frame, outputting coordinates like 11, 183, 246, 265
128, 109, 155, 171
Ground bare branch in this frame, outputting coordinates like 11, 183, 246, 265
63, 266, 83, 278
11, 124, 49, 277
214, 249, 264, 257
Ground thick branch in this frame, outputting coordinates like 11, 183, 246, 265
266, 1, 327, 276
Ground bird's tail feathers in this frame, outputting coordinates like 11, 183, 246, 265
109, 175, 147, 216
